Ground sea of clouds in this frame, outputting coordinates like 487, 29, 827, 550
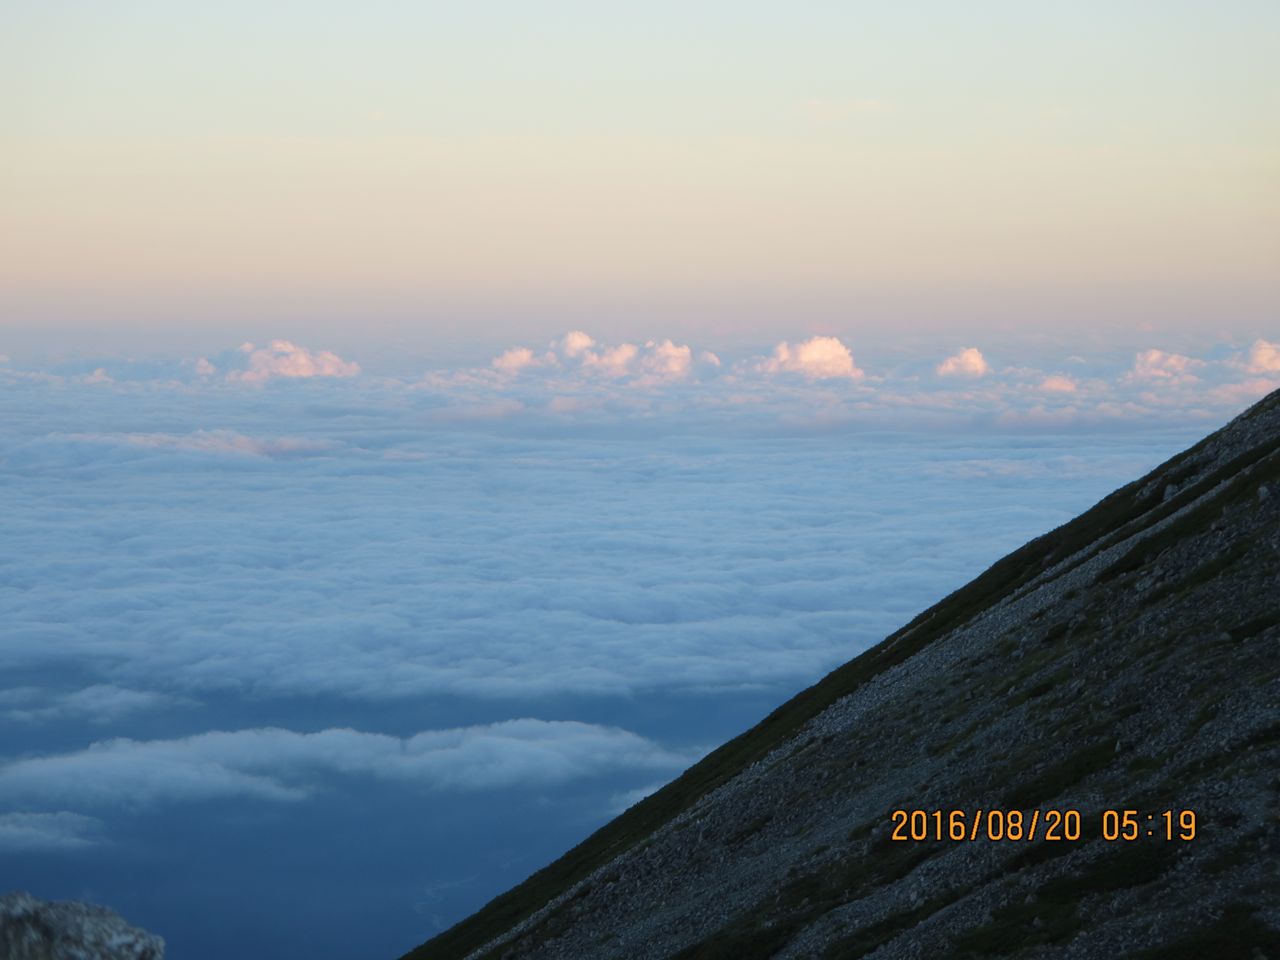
1, 330, 1274, 958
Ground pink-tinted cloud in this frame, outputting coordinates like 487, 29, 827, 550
582, 342, 640, 378
230, 340, 360, 383
492, 347, 553, 374
758, 336, 863, 380
559, 331, 596, 358
936, 347, 990, 378
1128, 348, 1201, 383
1244, 339, 1280, 374
489, 332, 701, 383
1038, 375, 1077, 393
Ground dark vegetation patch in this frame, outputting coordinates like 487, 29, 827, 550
1143, 533, 1258, 607
926, 716, 986, 758
727, 814, 773, 845
1229, 611, 1280, 641
668, 917, 799, 960
1124, 903, 1280, 960
672, 836, 950, 960
1000, 740, 1114, 809
1042, 620, 1070, 644
1003, 835, 1079, 874
819, 893, 955, 960
1099, 444, 1280, 586
1204, 836, 1260, 875
953, 842, 1178, 956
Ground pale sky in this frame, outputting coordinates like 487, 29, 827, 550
3, 1, 1277, 349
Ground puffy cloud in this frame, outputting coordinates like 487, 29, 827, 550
1207, 377, 1280, 405
0, 722, 692, 807
1038, 375, 1078, 393
491, 347, 543, 374
489, 332, 699, 383
758, 336, 863, 380
558, 330, 596, 358
635, 339, 693, 382
1244, 339, 1280, 374
0, 812, 102, 852
582, 342, 640, 378
1128, 348, 1201, 383
229, 340, 360, 382
80, 368, 113, 385
936, 347, 990, 378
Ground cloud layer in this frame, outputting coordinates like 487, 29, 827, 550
0, 721, 692, 808
3, 333, 1277, 430
2, 331, 1270, 960
0, 812, 102, 852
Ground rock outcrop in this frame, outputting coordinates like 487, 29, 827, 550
406, 389, 1280, 960
0, 891, 164, 960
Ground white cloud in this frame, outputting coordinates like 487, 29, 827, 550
490, 332, 701, 384
2, 333, 1275, 955
1128, 348, 1202, 383
1207, 377, 1280, 405
70, 429, 330, 458
635, 339, 693, 382
758, 336, 863, 380
0, 685, 181, 725
1038, 375, 1078, 393
936, 347, 990, 378
3, 387, 1199, 708
491, 347, 543, 374
0, 722, 692, 807
229, 340, 360, 382
80, 368, 113, 385
582, 342, 640, 378
0, 812, 102, 852
1244, 338, 1280, 374
558, 330, 596, 358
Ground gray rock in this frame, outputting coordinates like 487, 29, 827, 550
0, 891, 164, 960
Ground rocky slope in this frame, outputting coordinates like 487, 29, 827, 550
0, 891, 164, 960
404, 389, 1280, 960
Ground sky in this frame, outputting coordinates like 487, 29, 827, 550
2, 1, 1278, 352
2, 3, 1278, 958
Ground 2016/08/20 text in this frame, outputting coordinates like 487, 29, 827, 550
889, 809, 1197, 842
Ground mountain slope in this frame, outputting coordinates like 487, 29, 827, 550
404, 389, 1280, 960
